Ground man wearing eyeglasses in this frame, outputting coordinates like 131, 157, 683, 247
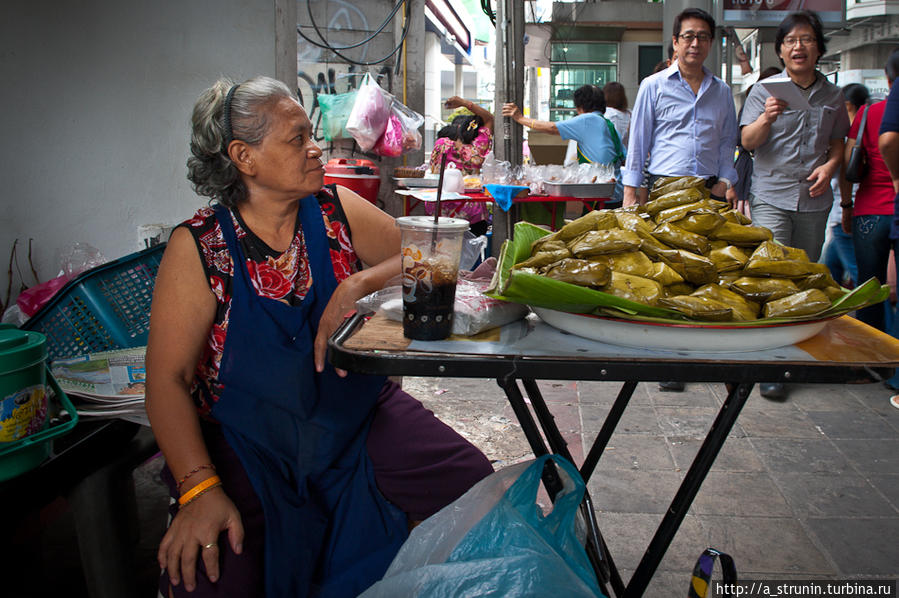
622, 7, 738, 210
622, 7, 738, 393
740, 10, 849, 400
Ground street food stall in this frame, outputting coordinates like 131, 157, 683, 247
334, 175, 897, 597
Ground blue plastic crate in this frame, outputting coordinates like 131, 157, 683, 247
24, 244, 166, 362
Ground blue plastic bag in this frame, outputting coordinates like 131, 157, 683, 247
359, 455, 605, 598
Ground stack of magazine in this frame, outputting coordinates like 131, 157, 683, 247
51, 347, 149, 426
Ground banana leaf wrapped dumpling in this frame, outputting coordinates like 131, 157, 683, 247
516, 247, 571, 269
652, 222, 711, 255
614, 211, 655, 235
708, 221, 773, 246
730, 276, 799, 302
603, 271, 664, 306
721, 209, 752, 225
557, 210, 618, 242
671, 209, 727, 236
661, 250, 718, 285
649, 176, 707, 201
708, 245, 749, 273
590, 250, 654, 278
649, 261, 685, 286
656, 199, 729, 225
645, 186, 707, 216
691, 283, 759, 321
659, 295, 733, 321
763, 289, 832, 318
796, 271, 839, 290
665, 282, 695, 296
543, 258, 611, 288
744, 255, 831, 278
568, 229, 642, 257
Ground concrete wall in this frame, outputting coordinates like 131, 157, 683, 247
1, 0, 290, 308
296, 0, 425, 217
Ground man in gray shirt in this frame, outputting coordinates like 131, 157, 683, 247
740, 10, 849, 399
741, 10, 848, 261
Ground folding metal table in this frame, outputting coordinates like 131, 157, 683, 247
330, 312, 899, 597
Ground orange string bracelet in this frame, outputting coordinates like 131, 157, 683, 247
179, 475, 222, 506
176, 464, 216, 491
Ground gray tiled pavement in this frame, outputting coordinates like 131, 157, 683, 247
13, 378, 898, 597
407, 377, 899, 596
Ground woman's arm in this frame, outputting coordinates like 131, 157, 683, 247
879, 131, 899, 192
445, 96, 494, 133
312, 186, 403, 373
501, 103, 559, 135
146, 227, 244, 592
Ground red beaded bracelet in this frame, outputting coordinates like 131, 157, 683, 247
176, 464, 216, 491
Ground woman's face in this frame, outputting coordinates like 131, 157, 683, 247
248, 97, 323, 199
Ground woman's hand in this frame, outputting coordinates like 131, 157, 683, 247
158, 487, 244, 592
444, 96, 469, 110
314, 274, 368, 377
841, 206, 853, 235
501, 103, 522, 122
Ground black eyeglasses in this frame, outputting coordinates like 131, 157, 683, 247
678, 32, 712, 43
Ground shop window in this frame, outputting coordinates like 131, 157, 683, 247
550, 42, 618, 121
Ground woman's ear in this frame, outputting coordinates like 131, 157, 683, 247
228, 141, 256, 176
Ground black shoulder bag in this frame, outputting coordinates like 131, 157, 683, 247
845, 106, 869, 184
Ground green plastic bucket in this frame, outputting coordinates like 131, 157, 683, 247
0, 328, 49, 444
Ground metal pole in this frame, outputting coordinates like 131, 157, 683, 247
492, 0, 524, 257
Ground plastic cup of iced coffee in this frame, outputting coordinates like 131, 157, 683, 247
396, 216, 470, 340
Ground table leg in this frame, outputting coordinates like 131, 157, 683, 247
624, 382, 754, 597
519, 379, 614, 591
580, 381, 639, 483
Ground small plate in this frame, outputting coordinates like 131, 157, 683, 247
394, 176, 439, 188
532, 307, 831, 353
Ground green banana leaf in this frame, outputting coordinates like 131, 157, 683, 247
486, 221, 888, 327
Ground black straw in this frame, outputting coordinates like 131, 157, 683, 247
434, 153, 448, 225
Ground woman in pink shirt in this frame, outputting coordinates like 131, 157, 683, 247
427, 97, 494, 236
842, 51, 899, 331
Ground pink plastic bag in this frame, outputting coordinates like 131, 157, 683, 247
374, 100, 424, 158
346, 73, 391, 152
17, 274, 72, 317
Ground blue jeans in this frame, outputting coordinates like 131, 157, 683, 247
852, 214, 898, 331
821, 223, 858, 287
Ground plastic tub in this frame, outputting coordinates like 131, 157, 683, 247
0, 328, 49, 443
324, 158, 381, 203
0, 368, 77, 481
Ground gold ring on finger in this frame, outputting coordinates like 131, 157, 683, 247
203, 542, 216, 550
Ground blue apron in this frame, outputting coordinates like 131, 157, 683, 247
211, 199, 407, 597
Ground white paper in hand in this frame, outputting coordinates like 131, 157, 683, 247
759, 78, 811, 111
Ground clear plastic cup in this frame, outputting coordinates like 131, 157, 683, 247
396, 216, 470, 340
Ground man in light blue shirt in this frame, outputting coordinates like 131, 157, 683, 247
622, 7, 738, 207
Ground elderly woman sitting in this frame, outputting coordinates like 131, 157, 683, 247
145, 76, 492, 598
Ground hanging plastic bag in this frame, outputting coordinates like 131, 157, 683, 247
346, 73, 392, 151
374, 99, 424, 157
318, 91, 358, 141
359, 455, 605, 598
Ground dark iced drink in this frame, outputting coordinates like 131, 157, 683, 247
396, 216, 469, 341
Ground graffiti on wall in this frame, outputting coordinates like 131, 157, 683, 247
297, 63, 395, 143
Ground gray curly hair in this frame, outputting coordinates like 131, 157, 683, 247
187, 76, 296, 207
